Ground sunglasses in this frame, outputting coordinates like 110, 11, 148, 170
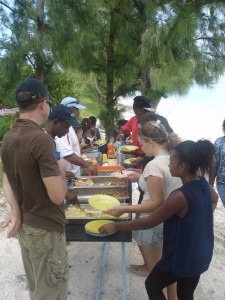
46, 99, 53, 107
66, 100, 79, 105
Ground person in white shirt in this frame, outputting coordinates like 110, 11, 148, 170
55, 97, 98, 177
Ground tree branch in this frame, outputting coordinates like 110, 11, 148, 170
0, 1, 15, 12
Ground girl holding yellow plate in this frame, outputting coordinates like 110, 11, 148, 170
102, 121, 182, 299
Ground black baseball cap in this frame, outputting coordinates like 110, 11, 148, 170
133, 95, 151, 109
133, 96, 156, 112
49, 104, 81, 127
15, 77, 50, 103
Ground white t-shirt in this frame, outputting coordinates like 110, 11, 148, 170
138, 155, 182, 217
55, 127, 81, 177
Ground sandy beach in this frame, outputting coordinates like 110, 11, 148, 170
0, 186, 225, 300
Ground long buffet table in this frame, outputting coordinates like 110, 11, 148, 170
65, 174, 132, 300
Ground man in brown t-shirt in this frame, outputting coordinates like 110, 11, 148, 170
1, 78, 69, 300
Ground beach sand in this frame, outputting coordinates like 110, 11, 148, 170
0, 187, 225, 300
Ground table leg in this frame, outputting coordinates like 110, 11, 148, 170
95, 242, 109, 300
95, 242, 127, 300
121, 242, 127, 300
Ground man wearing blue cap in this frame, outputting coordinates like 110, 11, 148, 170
44, 104, 81, 206
55, 97, 98, 176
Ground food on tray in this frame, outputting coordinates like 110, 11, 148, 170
119, 145, 138, 152
124, 158, 137, 165
65, 205, 128, 219
74, 178, 94, 186
100, 190, 126, 198
110, 170, 136, 179
114, 172, 124, 178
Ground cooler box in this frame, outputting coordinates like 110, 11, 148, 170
97, 165, 124, 176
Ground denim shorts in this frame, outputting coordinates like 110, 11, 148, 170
216, 182, 225, 207
17, 224, 69, 300
132, 223, 163, 247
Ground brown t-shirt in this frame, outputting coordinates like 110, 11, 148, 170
1, 119, 66, 232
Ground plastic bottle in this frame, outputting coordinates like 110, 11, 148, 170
107, 137, 116, 158
102, 153, 108, 165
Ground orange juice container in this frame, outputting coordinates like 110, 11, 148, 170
107, 138, 116, 158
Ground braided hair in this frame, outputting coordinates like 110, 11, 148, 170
139, 121, 181, 152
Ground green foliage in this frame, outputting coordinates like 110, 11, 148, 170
0, 115, 17, 141
1, 0, 225, 117
99, 105, 125, 138
141, 1, 225, 96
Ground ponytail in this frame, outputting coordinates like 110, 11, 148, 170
175, 139, 215, 175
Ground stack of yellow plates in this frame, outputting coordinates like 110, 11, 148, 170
85, 220, 115, 237
88, 194, 120, 211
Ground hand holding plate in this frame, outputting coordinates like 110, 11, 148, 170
99, 222, 117, 235
106, 206, 124, 218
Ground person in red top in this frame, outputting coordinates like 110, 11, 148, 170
122, 96, 173, 150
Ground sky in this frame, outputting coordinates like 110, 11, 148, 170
120, 76, 225, 143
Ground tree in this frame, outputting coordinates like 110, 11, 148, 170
141, 0, 225, 104
1, 0, 225, 131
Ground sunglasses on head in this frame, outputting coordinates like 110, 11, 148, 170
66, 100, 79, 105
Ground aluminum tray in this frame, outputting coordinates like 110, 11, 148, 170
65, 204, 131, 223
70, 176, 132, 203
70, 176, 128, 186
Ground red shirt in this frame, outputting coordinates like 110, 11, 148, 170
122, 116, 141, 151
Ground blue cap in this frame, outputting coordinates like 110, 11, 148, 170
49, 104, 81, 127
61, 96, 86, 110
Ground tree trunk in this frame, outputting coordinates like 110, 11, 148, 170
35, 0, 44, 81
106, 10, 116, 107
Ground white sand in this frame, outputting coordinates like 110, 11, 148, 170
0, 187, 225, 300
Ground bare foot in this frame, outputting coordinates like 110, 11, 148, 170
130, 264, 149, 276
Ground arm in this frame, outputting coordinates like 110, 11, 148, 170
210, 185, 218, 211
42, 172, 67, 205
126, 172, 141, 182
2, 172, 21, 238
64, 153, 98, 175
106, 176, 165, 217
65, 188, 79, 206
99, 190, 186, 234
208, 166, 218, 186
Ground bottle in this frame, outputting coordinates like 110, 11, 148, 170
117, 140, 125, 166
107, 137, 116, 159
102, 153, 108, 165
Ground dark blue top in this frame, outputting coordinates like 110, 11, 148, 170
157, 176, 214, 277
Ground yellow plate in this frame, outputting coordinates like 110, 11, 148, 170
88, 194, 120, 211
85, 219, 114, 234
120, 145, 138, 152
124, 158, 137, 165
